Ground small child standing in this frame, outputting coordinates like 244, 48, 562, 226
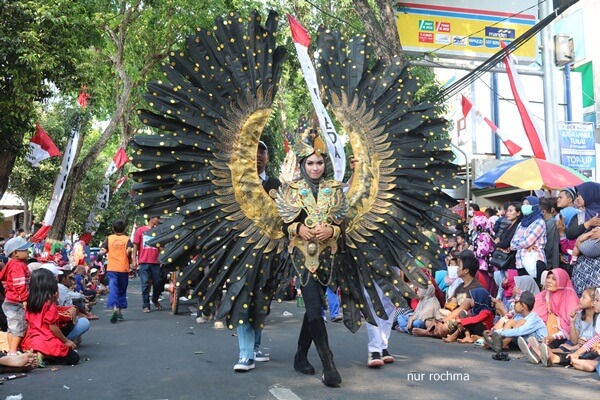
101, 220, 133, 323
22, 268, 80, 365
0, 237, 33, 354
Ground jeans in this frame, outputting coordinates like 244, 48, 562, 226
326, 288, 340, 319
237, 321, 262, 359
396, 314, 426, 333
67, 317, 90, 340
107, 271, 128, 309
139, 263, 162, 308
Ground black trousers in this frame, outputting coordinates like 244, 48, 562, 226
301, 276, 327, 323
45, 349, 80, 365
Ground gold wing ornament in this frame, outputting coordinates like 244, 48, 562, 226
130, 11, 289, 330
314, 29, 462, 332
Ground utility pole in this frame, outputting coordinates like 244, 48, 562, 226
540, 0, 561, 163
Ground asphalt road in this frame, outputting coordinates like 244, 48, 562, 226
1, 285, 598, 400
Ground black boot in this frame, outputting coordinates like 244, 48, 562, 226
294, 313, 315, 375
308, 317, 341, 387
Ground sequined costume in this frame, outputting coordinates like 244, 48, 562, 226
279, 179, 345, 284
129, 9, 461, 387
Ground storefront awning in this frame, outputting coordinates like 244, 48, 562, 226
0, 209, 24, 218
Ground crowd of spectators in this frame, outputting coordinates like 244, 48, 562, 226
393, 183, 600, 378
0, 232, 107, 373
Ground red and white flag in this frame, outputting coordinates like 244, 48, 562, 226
287, 14, 346, 181
460, 95, 522, 156
84, 147, 130, 236
26, 123, 61, 167
105, 147, 129, 178
501, 44, 548, 160
31, 125, 81, 242
113, 175, 127, 194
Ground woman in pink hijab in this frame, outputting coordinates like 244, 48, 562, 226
533, 268, 580, 346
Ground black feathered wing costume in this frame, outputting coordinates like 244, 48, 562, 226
314, 29, 460, 331
130, 11, 461, 333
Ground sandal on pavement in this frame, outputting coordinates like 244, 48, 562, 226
154, 303, 163, 311
491, 352, 510, 361
143, 307, 151, 313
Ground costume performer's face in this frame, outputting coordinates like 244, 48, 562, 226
304, 154, 325, 180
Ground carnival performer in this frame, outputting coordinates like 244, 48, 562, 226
277, 131, 346, 387
129, 10, 460, 389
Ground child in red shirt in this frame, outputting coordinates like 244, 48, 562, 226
0, 237, 33, 355
22, 268, 79, 365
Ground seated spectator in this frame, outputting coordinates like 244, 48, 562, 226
559, 289, 600, 373
527, 287, 598, 367
498, 269, 519, 310
444, 250, 482, 310
533, 269, 580, 348
513, 275, 540, 297
57, 268, 98, 321
484, 290, 547, 353
396, 285, 440, 334
443, 287, 495, 344
21, 269, 80, 365
0, 352, 39, 373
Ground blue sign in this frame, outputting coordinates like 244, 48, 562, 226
485, 27, 516, 39
485, 39, 500, 48
469, 37, 484, 47
559, 122, 596, 180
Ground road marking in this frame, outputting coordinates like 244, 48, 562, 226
269, 387, 302, 400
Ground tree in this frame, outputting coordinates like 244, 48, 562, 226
48, 0, 250, 240
0, 0, 102, 199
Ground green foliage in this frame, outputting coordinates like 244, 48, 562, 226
8, 99, 90, 218
0, 0, 101, 153
5, 1, 448, 237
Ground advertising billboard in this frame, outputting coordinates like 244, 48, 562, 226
559, 121, 596, 181
396, 1, 539, 61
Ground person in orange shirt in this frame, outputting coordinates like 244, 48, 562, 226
100, 220, 132, 323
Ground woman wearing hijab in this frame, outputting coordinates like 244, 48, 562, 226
510, 196, 547, 283
401, 285, 441, 334
277, 130, 346, 387
532, 269, 580, 347
493, 201, 522, 300
513, 275, 540, 296
565, 182, 600, 295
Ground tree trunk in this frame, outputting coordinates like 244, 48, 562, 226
0, 152, 17, 201
352, 0, 403, 64
47, 80, 133, 242
23, 198, 30, 234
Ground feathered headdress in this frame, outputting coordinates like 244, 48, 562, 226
292, 127, 327, 158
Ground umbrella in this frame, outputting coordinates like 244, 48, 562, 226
473, 158, 590, 190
